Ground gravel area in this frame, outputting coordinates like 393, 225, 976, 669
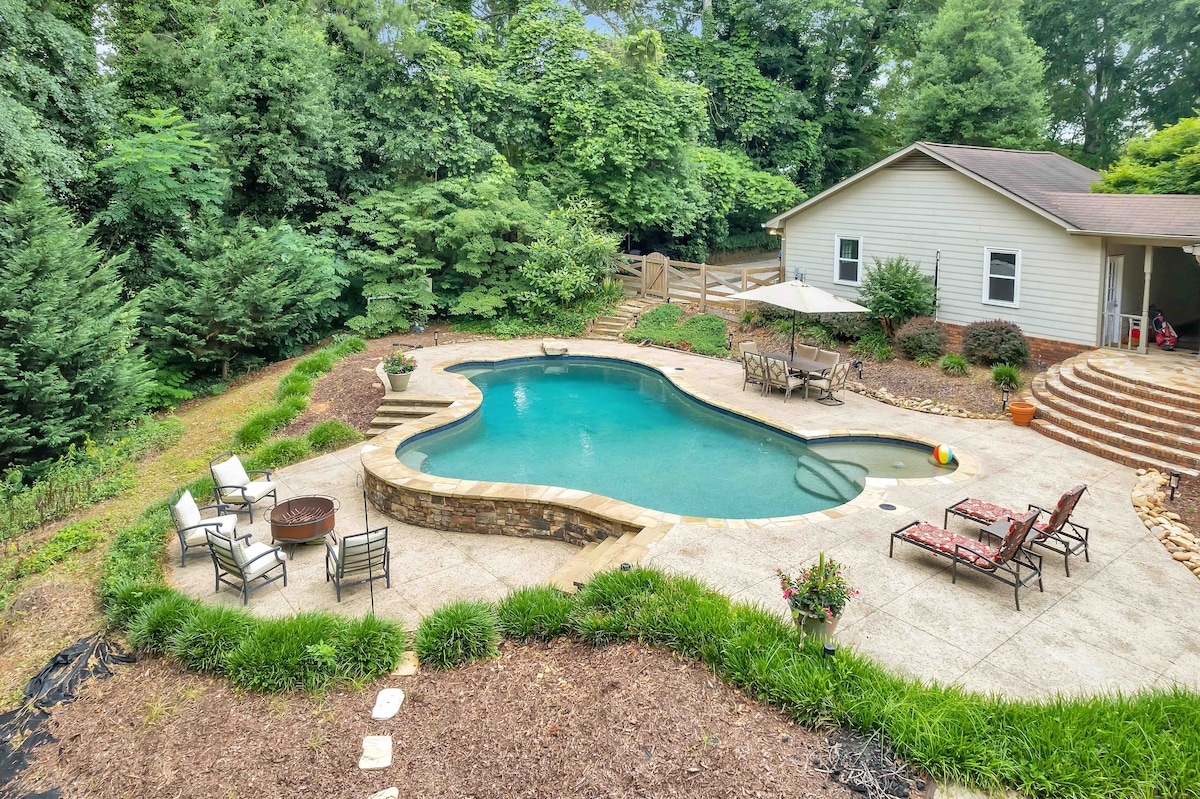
13, 640, 864, 799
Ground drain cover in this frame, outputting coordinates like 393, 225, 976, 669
878, 503, 897, 511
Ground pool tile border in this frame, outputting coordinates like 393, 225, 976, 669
361, 346, 978, 544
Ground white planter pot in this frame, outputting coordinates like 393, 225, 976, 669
386, 372, 412, 392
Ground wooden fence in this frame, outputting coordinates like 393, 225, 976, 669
615, 253, 784, 317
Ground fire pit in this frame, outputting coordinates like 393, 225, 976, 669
270, 495, 339, 558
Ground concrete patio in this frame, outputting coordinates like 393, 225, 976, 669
168, 339, 1200, 699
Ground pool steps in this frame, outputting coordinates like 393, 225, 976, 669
367, 396, 455, 437
793, 457, 867, 504
549, 526, 669, 593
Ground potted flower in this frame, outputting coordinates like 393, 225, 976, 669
776, 553, 857, 641
382, 352, 417, 392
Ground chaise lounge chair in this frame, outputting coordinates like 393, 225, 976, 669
889, 509, 1042, 610
944, 484, 1089, 576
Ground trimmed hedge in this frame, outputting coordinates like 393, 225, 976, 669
961, 320, 1030, 366
895, 316, 946, 360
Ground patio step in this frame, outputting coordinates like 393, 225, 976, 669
1026, 352, 1200, 476
1086, 358, 1200, 409
368, 396, 454, 436
587, 298, 660, 341
549, 526, 666, 593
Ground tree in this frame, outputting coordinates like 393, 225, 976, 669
0, 0, 112, 198
142, 217, 342, 379
94, 108, 229, 287
899, 0, 1047, 149
1095, 116, 1200, 195
0, 181, 149, 475
518, 199, 620, 313
858, 256, 936, 338
1136, 0, 1200, 132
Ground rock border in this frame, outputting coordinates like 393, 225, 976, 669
1133, 468, 1200, 580
848, 382, 1008, 421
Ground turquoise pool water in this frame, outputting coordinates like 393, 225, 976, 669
396, 357, 955, 519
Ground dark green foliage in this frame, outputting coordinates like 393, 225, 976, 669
0, 182, 151, 477
497, 586, 574, 641
414, 600, 500, 669
519, 199, 621, 314
850, 333, 890, 360
900, 0, 1047, 148
991, 364, 1023, 390
895, 317, 947, 360
167, 604, 254, 673
127, 593, 198, 654
102, 577, 174, 629
225, 612, 347, 692
939, 353, 971, 376
815, 313, 883, 342
234, 401, 307, 449
306, 420, 362, 452
962, 320, 1031, 366
245, 437, 311, 470
293, 351, 338, 379
142, 216, 341, 381
857, 257, 937, 339
338, 614, 408, 681
622, 305, 730, 356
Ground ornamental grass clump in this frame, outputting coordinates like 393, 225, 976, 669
776, 553, 857, 623
498, 585, 574, 641
415, 600, 500, 669
127, 592, 199, 655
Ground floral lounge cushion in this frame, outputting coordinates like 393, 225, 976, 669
898, 522, 1000, 570
949, 497, 1013, 524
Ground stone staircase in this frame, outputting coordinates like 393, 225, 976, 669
367, 395, 455, 437
548, 524, 671, 593
588, 297, 660, 341
1026, 352, 1200, 476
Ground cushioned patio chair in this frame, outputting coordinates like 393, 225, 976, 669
764, 355, 805, 401
738, 341, 759, 356
325, 526, 390, 602
889, 509, 1042, 610
209, 451, 278, 523
742, 351, 768, 393
206, 530, 287, 605
794, 343, 819, 362
945, 484, 1089, 576
813, 348, 840, 371
805, 361, 851, 405
169, 488, 241, 566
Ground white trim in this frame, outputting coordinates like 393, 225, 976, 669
982, 248, 1021, 308
833, 234, 863, 286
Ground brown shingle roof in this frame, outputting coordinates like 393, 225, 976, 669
1041, 193, 1200, 237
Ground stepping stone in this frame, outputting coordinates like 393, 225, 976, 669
393, 651, 419, 676
371, 688, 405, 720
359, 736, 393, 770
367, 789, 399, 799
542, 340, 568, 356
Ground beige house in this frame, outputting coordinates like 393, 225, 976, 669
763, 142, 1200, 361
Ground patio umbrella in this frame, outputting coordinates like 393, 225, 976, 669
727, 280, 870, 358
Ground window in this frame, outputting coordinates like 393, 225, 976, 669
834, 235, 862, 285
983, 248, 1020, 306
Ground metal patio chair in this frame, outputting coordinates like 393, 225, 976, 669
325, 526, 390, 602
209, 451, 278, 523
169, 488, 241, 566
206, 530, 287, 605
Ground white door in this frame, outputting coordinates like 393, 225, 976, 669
1103, 255, 1124, 346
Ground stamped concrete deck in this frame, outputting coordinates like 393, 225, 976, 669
169, 339, 1200, 699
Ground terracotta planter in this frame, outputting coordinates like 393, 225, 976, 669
1009, 401, 1036, 427
386, 372, 412, 392
793, 610, 842, 641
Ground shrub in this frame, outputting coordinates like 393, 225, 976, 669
246, 437, 311, 470
939, 353, 970, 376
276, 372, 313, 401
799, 324, 836, 348
991, 364, 1023, 390
338, 614, 407, 681
127, 593, 198, 655
225, 612, 347, 692
414, 600, 500, 669
168, 604, 254, 673
857, 256, 936, 337
915, 354, 935, 367
497, 586, 574, 641
961, 320, 1030, 366
815, 312, 882, 341
895, 316, 947, 360
306, 420, 362, 452
850, 332, 889, 359
873, 344, 894, 362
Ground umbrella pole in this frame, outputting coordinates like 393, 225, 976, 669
790, 312, 797, 359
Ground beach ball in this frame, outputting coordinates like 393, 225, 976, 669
932, 444, 953, 465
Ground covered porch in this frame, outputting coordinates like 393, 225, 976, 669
1101, 239, 1200, 354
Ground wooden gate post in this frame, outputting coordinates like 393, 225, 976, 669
640, 256, 648, 297
740, 269, 748, 316
699, 262, 708, 312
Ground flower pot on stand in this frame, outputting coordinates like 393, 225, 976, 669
1009, 401, 1036, 426
386, 372, 412, 393
794, 610, 841, 641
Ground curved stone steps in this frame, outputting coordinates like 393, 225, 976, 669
1030, 417, 1199, 476
1035, 370, 1200, 449
1057, 365, 1200, 426
1087, 358, 1200, 409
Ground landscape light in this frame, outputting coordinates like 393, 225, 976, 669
726, 332, 733, 350
620, 562, 632, 572
823, 643, 836, 658
434, 330, 439, 346
1002, 386, 1010, 411
852, 359, 863, 379
1170, 470, 1181, 501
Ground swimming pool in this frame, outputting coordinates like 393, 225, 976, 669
395, 357, 955, 519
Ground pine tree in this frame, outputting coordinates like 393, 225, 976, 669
0, 181, 150, 475
899, 0, 1048, 149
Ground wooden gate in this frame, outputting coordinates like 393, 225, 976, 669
615, 252, 784, 318
643, 252, 669, 299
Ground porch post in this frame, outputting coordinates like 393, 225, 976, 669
1139, 246, 1154, 354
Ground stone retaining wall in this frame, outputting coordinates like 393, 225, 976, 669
365, 471, 641, 546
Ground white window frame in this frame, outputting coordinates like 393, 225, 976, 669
833, 235, 863, 286
982, 247, 1021, 308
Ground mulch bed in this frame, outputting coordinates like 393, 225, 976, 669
9, 640, 928, 799
283, 325, 489, 436
1163, 474, 1200, 534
